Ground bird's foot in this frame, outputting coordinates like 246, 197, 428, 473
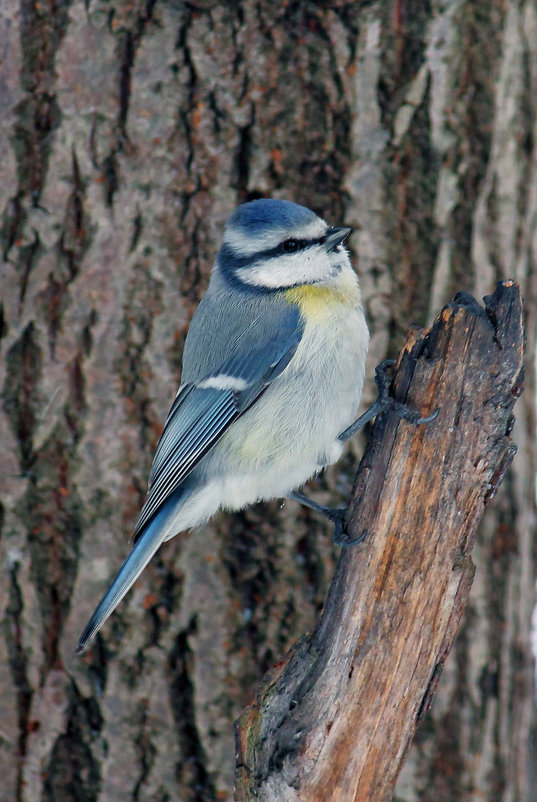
289, 491, 365, 547
325, 506, 366, 547
338, 359, 438, 442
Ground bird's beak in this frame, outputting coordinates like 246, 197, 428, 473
324, 226, 351, 252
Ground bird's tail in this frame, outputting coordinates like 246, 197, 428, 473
74, 491, 189, 656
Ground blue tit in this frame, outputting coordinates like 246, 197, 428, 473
75, 199, 369, 655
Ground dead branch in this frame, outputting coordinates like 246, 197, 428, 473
234, 281, 524, 802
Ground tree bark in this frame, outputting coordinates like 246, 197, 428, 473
235, 282, 524, 801
0, 2, 535, 802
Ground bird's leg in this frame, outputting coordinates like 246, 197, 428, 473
292, 359, 438, 546
338, 359, 438, 443
289, 490, 365, 547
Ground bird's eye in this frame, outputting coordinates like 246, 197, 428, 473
283, 239, 300, 253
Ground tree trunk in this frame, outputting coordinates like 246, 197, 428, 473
0, 2, 535, 802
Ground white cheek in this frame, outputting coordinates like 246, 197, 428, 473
236, 250, 334, 288
297, 250, 332, 282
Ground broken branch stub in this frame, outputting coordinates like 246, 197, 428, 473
234, 281, 524, 802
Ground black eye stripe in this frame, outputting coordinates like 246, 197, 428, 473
218, 234, 327, 282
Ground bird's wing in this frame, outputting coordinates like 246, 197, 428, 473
132, 305, 303, 540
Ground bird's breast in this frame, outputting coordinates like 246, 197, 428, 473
283, 275, 361, 325
231, 277, 369, 466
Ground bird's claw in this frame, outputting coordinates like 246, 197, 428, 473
374, 359, 438, 427
326, 507, 366, 548
338, 359, 438, 443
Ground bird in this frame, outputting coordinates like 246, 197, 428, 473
75, 198, 370, 655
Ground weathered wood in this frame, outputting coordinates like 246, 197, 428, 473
235, 281, 524, 802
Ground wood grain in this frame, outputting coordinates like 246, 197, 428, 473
235, 281, 524, 802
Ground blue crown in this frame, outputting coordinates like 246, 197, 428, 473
226, 199, 318, 235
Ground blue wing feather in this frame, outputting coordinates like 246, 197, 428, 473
132, 305, 303, 540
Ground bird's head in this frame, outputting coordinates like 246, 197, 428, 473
217, 199, 352, 291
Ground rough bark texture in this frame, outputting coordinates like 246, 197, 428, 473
235, 282, 524, 801
0, 2, 535, 802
